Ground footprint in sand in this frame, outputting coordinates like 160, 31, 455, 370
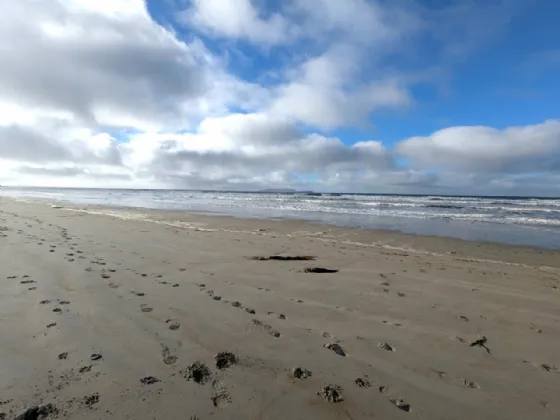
161, 346, 177, 365
140, 304, 153, 313
319, 384, 344, 403
183, 362, 212, 384
292, 367, 312, 379
355, 378, 372, 388
46, 322, 57, 328
211, 380, 231, 409
540, 364, 560, 373
231, 301, 242, 308
91, 353, 103, 361
379, 342, 396, 352
140, 376, 160, 385
215, 352, 238, 370
324, 343, 346, 357
101, 274, 111, 279
390, 398, 412, 412
166, 319, 180, 330
433, 370, 479, 388
132, 291, 145, 297
58, 352, 68, 360
252, 319, 281, 337
213, 296, 222, 301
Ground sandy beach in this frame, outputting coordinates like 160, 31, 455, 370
1, 197, 560, 420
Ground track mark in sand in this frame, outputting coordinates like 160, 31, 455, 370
91, 353, 103, 361
28, 287, 37, 291
166, 319, 181, 330
324, 343, 346, 357
379, 342, 396, 352
183, 362, 212, 384
215, 352, 238, 370
252, 319, 281, 337
231, 301, 242, 308
79, 365, 92, 373
390, 398, 411, 413
211, 380, 231, 409
433, 370, 480, 388
140, 376, 160, 385
319, 384, 344, 403
470, 336, 491, 354
83, 393, 100, 408
140, 304, 153, 313
245, 308, 256, 314
20, 280, 36, 284
172, 283, 180, 287
213, 296, 222, 301
58, 352, 68, 360
540, 364, 560, 373
101, 274, 111, 279
108, 282, 119, 289
52, 308, 62, 313
267, 312, 286, 320
457, 315, 469, 322
46, 322, 57, 328
530, 324, 543, 334
305, 267, 339, 274
292, 367, 312, 379
161, 346, 177, 365
355, 378, 372, 388
13, 403, 58, 419
58, 300, 70, 305
132, 291, 145, 297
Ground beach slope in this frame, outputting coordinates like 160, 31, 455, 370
1, 198, 559, 419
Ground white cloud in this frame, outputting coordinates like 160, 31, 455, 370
182, 0, 298, 45
0, 0, 556, 196
397, 120, 560, 174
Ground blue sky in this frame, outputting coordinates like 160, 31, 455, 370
144, 0, 560, 146
0, 0, 559, 195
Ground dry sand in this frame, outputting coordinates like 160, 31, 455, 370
1, 197, 560, 419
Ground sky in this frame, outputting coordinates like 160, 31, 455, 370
0, 0, 559, 196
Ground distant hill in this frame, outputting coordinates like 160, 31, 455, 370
258, 188, 297, 193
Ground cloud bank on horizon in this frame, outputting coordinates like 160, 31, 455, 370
0, 0, 559, 195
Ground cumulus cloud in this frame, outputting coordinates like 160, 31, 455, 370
397, 120, 560, 174
182, 0, 298, 45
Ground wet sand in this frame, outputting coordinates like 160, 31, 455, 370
1, 197, 560, 419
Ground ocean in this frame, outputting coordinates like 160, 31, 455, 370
2, 187, 560, 249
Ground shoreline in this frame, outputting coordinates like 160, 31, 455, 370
3, 190, 560, 251
1, 198, 560, 419
6, 196, 560, 269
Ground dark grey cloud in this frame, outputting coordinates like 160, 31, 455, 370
0, 125, 123, 166
0, 0, 214, 130
0, 126, 72, 162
